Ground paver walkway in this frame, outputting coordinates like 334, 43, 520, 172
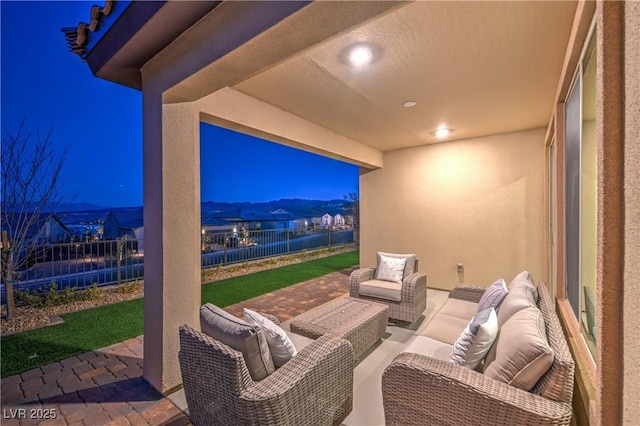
0, 266, 356, 425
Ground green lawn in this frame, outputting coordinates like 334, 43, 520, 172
0, 250, 358, 378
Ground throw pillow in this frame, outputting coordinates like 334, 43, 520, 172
200, 303, 275, 381
477, 278, 509, 313
450, 307, 498, 370
243, 308, 297, 368
508, 270, 538, 302
375, 253, 407, 284
377, 252, 417, 278
496, 279, 538, 327
483, 306, 554, 391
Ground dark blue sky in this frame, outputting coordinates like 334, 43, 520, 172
1, 1, 358, 208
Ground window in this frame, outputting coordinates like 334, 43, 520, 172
565, 30, 597, 356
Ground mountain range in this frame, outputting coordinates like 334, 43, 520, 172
54, 198, 354, 225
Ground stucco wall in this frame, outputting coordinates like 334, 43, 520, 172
623, 1, 640, 422
360, 128, 546, 291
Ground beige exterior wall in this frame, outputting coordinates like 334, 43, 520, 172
360, 128, 546, 290
623, 2, 640, 422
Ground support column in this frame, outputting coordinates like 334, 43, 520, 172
142, 88, 201, 394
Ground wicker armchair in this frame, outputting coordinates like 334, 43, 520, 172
178, 325, 354, 426
349, 257, 427, 323
381, 282, 575, 425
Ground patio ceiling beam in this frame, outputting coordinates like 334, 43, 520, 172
196, 87, 383, 170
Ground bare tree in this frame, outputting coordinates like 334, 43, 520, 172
344, 192, 359, 228
344, 191, 359, 246
1, 119, 69, 318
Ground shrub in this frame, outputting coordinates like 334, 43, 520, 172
14, 282, 103, 308
116, 281, 141, 294
87, 284, 103, 300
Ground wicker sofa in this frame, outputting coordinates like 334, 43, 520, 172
179, 314, 354, 426
382, 276, 575, 425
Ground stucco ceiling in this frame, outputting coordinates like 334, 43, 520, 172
230, 1, 578, 151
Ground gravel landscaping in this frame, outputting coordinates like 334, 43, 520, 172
1, 245, 357, 335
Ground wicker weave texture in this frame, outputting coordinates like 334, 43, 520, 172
179, 325, 354, 425
530, 282, 575, 403
289, 297, 388, 359
382, 281, 575, 425
349, 259, 427, 322
383, 354, 572, 426
448, 284, 486, 303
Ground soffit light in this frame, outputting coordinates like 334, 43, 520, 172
403, 101, 417, 108
349, 46, 373, 66
434, 127, 452, 138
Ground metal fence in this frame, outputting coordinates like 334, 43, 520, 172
1, 238, 144, 298
201, 228, 354, 268
1, 228, 354, 300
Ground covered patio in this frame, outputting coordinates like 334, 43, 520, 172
59, 1, 640, 425
1, 265, 450, 425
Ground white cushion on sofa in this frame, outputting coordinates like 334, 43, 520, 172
450, 308, 499, 369
497, 280, 537, 327
359, 279, 402, 302
509, 270, 538, 298
484, 306, 554, 391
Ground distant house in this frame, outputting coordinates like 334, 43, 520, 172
201, 215, 236, 233
317, 209, 347, 229
270, 209, 295, 230
103, 209, 144, 246
210, 208, 293, 231
1, 212, 72, 246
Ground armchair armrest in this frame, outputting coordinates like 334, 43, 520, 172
382, 353, 572, 426
400, 272, 427, 303
349, 267, 375, 297
448, 284, 486, 303
241, 334, 354, 425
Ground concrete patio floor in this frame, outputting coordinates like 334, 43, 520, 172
1, 266, 449, 425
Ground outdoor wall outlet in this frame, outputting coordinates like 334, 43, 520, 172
457, 263, 464, 273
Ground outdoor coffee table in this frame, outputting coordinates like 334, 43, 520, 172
290, 297, 389, 359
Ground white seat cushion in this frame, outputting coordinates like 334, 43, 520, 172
420, 313, 470, 345
359, 279, 402, 302
403, 336, 453, 362
436, 298, 478, 322
285, 330, 315, 352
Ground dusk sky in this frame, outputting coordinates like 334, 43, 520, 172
1, 1, 358, 208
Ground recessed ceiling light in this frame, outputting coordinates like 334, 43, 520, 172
349, 46, 373, 66
403, 101, 417, 108
434, 127, 452, 138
